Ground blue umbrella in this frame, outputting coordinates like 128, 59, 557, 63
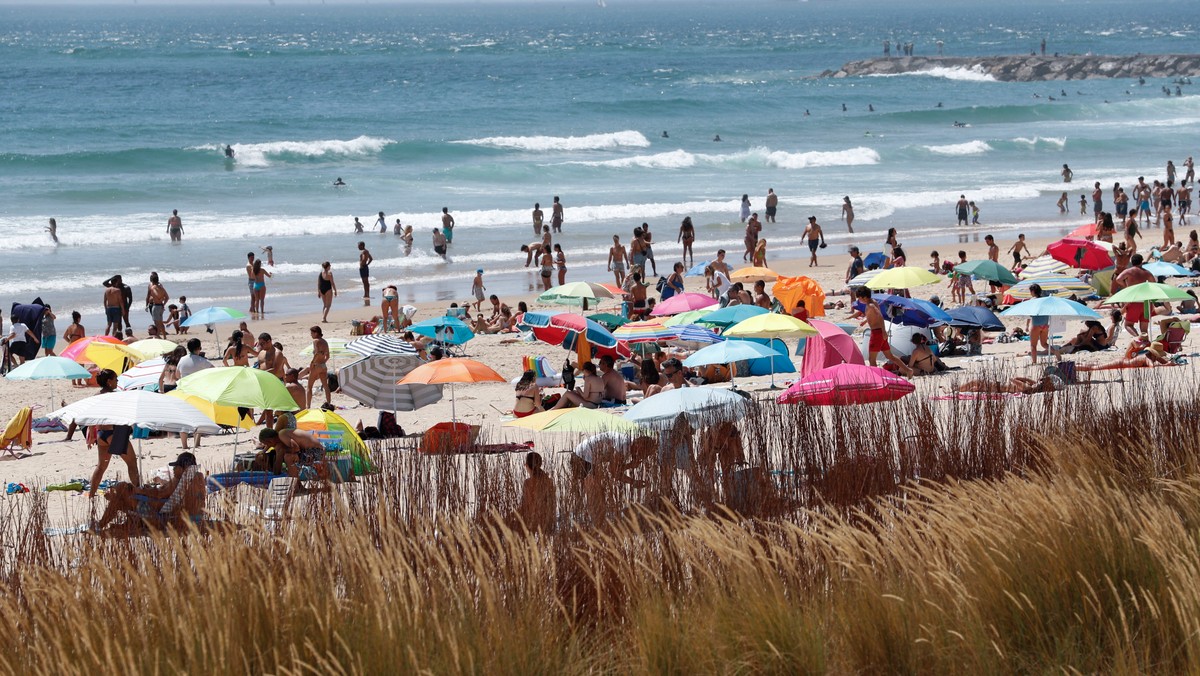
1144, 261, 1194, 278
698, 304, 769, 329
624, 387, 750, 426
683, 340, 781, 388
670, 324, 725, 347
685, 260, 712, 277
947, 306, 1005, 331
857, 294, 951, 328
1000, 296, 1101, 319
409, 316, 475, 345
863, 252, 888, 269
181, 306, 248, 327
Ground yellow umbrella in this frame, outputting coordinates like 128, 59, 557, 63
723, 313, 816, 388
166, 390, 254, 429
84, 342, 143, 373
730, 266, 780, 283
864, 267, 941, 290
127, 338, 180, 360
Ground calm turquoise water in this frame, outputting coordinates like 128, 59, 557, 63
1, 1, 1195, 323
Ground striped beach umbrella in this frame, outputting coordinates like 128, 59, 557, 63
346, 334, 419, 357
847, 269, 883, 288
1018, 254, 1071, 279
669, 324, 725, 348
117, 357, 167, 391
661, 308, 715, 327
613, 320, 678, 344
1006, 276, 1094, 300
337, 354, 443, 412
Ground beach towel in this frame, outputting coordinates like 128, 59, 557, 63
1, 407, 33, 457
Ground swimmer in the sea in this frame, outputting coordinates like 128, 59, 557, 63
224, 145, 235, 158
333, 177, 346, 187
713, 134, 721, 142
46, 217, 58, 244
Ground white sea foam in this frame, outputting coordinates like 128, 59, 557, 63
923, 140, 993, 156
869, 66, 997, 83
760, 147, 881, 169
571, 150, 699, 169
190, 136, 395, 168
1012, 136, 1067, 148
453, 130, 651, 152
565, 146, 880, 171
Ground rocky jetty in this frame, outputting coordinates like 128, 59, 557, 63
822, 55, 1200, 82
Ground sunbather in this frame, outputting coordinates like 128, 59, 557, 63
1076, 341, 1176, 371
95, 452, 207, 532
958, 375, 1064, 395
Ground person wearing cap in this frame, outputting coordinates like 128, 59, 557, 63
94, 452, 208, 531
471, 269, 486, 312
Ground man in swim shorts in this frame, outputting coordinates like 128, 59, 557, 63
765, 188, 779, 223
551, 196, 564, 233
432, 228, 448, 258
608, 235, 628, 286
803, 216, 824, 267
145, 271, 169, 338
857, 286, 912, 375
441, 207, 455, 244
357, 241, 373, 304
102, 275, 125, 336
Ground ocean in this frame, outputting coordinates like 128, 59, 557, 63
1, 0, 1196, 326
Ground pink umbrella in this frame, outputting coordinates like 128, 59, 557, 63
801, 320, 864, 376
651, 292, 718, 317
1046, 237, 1113, 271
777, 363, 914, 406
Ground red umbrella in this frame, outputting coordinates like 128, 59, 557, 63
1047, 237, 1113, 271
523, 311, 630, 360
776, 363, 914, 406
1067, 222, 1098, 239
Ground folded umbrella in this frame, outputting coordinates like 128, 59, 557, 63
777, 363, 914, 406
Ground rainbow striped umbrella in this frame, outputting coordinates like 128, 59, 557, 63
613, 320, 678, 344
1006, 275, 1094, 300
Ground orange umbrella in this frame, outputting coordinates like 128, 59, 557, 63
772, 275, 827, 317
730, 266, 780, 283
59, 335, 136, 372
398, 358, 506, 421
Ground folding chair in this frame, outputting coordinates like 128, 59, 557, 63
257, 476, 297, 523
1, 407, 33, 460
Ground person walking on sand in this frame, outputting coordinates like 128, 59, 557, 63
317, 261, 336, 323
45, 218, 58, 244
841, 196, 855, 232
677, 216, 695, 266
856, 287, 913, 376
145, 272, 169, 338
166, 209, 184, 242
1008, 234, 1029, 268
441, 207, 455, 244
764, 188, 778, 224
803, 216, 825, 267
551, 196, 564, 233
357, 241, 373, 305
471, 269, 486, 312
307, 325, 331, 409
955, 195, 970, 226
532, 202, 544, 236
608, 235, 628, 286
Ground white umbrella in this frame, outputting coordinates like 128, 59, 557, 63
345, 334, 419, 357
117, 357, 166, 391
337, 354, 443, 411
50, 390, 222, 434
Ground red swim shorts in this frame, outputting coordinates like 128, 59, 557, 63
868, 329, 890, 353
513, 409, 536, 418
1124, 302, 1145, 323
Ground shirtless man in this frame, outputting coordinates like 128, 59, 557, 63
258, 428, 326, 476
743, 214, 761, 262
103, 276, 125, 336
441, 207, 455, 245
520, 241, 545, 267
803, 216, 824, 267
256, 332, 285, 379
625, 272, 648, 319
245, 252, 257, 313
94, 452, 207, 532
1179, 184, 1192, 226
1111, 254, 1156, 336
752, 280, 772, 308
856, 286, 913, 375
608, 235, 629, 285
145, 272, 169, 338
712, 249, 732, 277
432, 228, 448, 258
955, 195, 970, 226
307, 325, 331, 408
283, 368, 306, 410
1091, 182, 1104, 224
550, 196, 564, 233
357, 241, 373, 304
551, 361, 604, 409
598, 355, 627, 405
764, 188, 779, 224
1135, 178, 1153, 228
531, 202, 544, 236
166, 209, 183, 242
984, 235, 1000, 262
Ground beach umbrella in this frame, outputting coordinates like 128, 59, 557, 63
870, 294, 952, 328
166, 390, 254, 429
523, 311, 626, 358
1143, 261, 1194, 278
59, 335, 125, 368
84, 342, 147, 372
538, 282, 615, 308
300, 338, 358, 359
586, 313, 627, 331
685, 260, 711, 277
698, 304, 769, 329
345, 334, 419, 357
181, 306, 247, 327
613, 320, 678, 344
6, 356, 95, 411
953, 259, 1019, 286
337, 354, 443, 411
722, 314, 815, 388
503, 408, 641, 434
800, 320, 865, 375
176, 366, 300, 411
847, 269, 884, 288
117, 357, 166, 391
1067, 222, 1099, 239
652, 292, 717, 316
862, 252, 888, 269
397, 358, 506, 422
409, 316, 474, 346
1018, 254, 1072, 279
126, 338, 180, 360
1000, 296, 1101, 319
624, 387, 750, 426
777, 363, 914, 407
1006, 275, 1094, 300
730, 266, 780, 283
1047, 238, 1113, 271
661, 308, 715, 327
682, 340, 781, 388
50, 390, 222, 434
1106, 282, 1192, 305
947, 306, 1005, 331
669, 323, 725, 349
572, 431, 656, 464
864, 267, 941, 290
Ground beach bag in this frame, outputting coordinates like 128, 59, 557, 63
655, 276, 667, 293
327, 372, 340, 393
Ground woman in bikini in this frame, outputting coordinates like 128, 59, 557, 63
539, 250, 554, 291
554, 244, 567, 286
380, 284, 399, 332
317, 261, 337, 323
677, 216, 696, 266
252, 259, 271, 317
958, 375, 1064, 395
512, 370, 542, 418
223, 330, 251, 367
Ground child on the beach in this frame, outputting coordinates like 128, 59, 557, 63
753, 239, 768, 267
1057, 191, 1069, 213
177, 296, 191, 334
930, 250, 941, 273
261, 246, 274, 266
471, 269, 486, 312
167, 304, 180, 334
970, 201, 980, 225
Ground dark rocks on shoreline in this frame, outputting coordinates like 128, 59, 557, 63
822, 54, 1200, 82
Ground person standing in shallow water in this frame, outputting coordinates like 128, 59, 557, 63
551, 196, 564, 233
166, 209, 183, 242
841, 196, 855, 232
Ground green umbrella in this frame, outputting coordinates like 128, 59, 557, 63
504, 407, 641, 434
1106, 282, 1192, 304
954, 259, 1019, 286
176, 366, 300, 411
538, 282, 615, 308
661, 308, 716, 327
586, 313, 628, 331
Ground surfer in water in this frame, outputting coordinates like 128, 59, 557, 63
224, 145, 235, 159
46, 218, 58, 244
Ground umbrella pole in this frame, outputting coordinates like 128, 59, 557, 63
451, 383, 457, 423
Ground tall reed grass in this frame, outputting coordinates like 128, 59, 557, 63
2, 368, 1199, 673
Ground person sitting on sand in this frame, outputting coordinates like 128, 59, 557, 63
905, 334, 947, 375
94, 452, 207, 532
512, 451, 556, 534
958, 376, 1065, 395
1056, 320, 1112, 355
552, 362, 605, 410
512, 370, 542, 418
1076, 341, 1176, 371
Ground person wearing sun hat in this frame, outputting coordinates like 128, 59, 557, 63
94, 452, 207, 531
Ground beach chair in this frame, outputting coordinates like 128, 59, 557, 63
1158, 319, 1190, 354
258, 476, 297, 524
0, 407, 33, 460
519, 355, 563, 387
